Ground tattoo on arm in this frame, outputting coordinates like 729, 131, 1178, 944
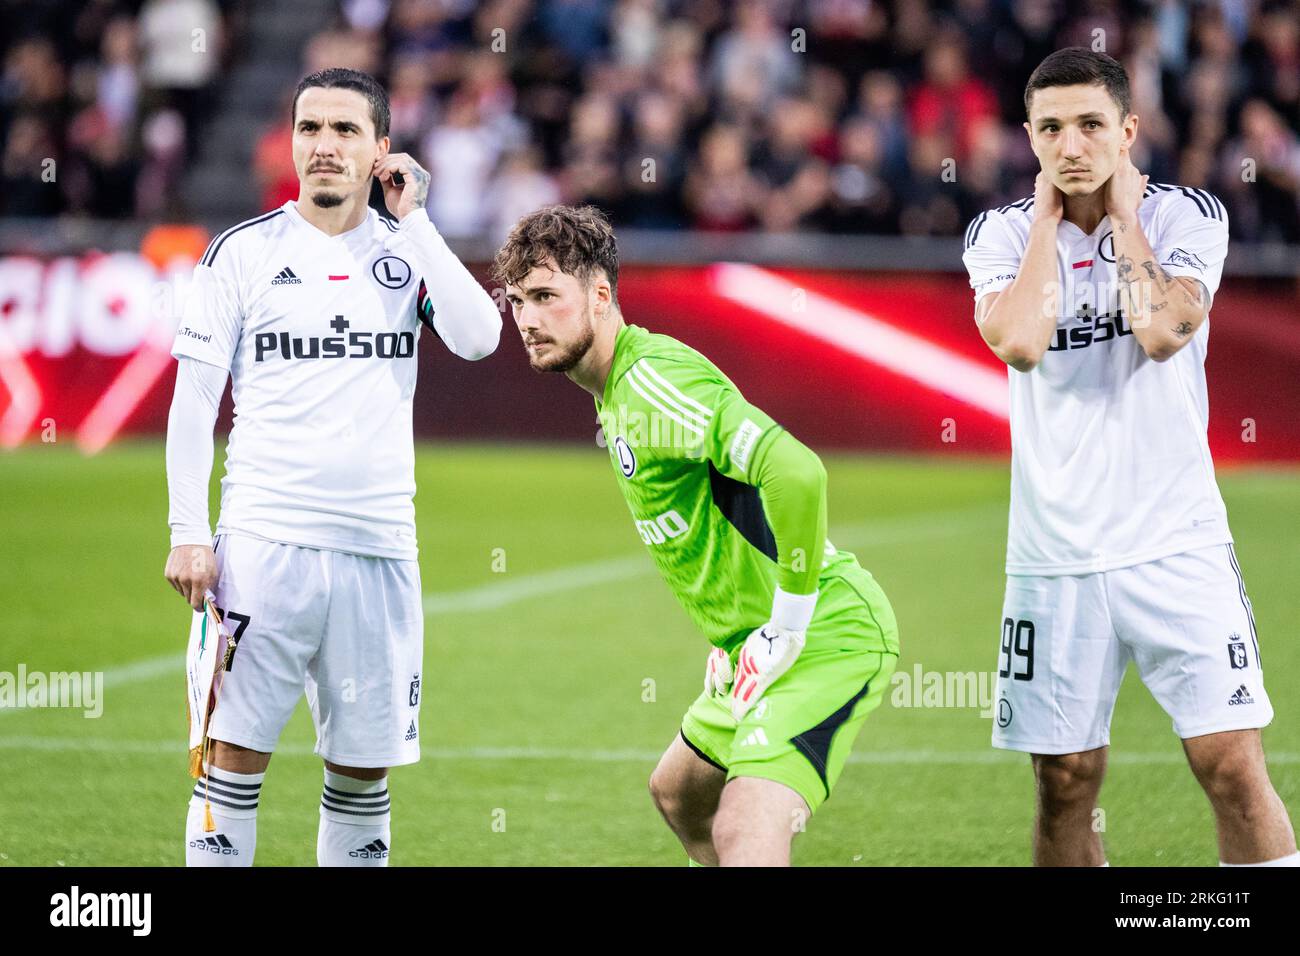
410, 166, 430, 208
1140, 260, 1175, 292
1116, 254, 1140, 310
1173, 321, 1194, 337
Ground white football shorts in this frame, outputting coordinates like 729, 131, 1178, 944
206, 532, 424, 767
992, 544, 1272, 754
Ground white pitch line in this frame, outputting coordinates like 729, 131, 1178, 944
422, 553, 649, 615
422, 502, 1004, 617
0, 736, 1295, 766
1, 503, 1004, 717
102, 652, 183, 687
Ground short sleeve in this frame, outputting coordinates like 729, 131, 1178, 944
172, 252, 243, 371
961, 210, 1021, 304
1152, 188, 1229, 306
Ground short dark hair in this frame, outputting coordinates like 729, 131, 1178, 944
292, 67, 390, 140
492, 205, 620, 302
1024, 48, 1131, 121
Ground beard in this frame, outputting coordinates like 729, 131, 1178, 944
527, 309, 595, 374
310, 190, 346, 208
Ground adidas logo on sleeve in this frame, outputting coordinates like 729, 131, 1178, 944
271, 267, 302, 285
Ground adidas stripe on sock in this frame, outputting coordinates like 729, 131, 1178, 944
318, 769, 392, 867
192, 766, 262, 813
185, 766, 264, 867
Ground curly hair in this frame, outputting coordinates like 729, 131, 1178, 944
492, 204, 620, 302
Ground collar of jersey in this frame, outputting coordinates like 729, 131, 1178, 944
1059, 214, 1112, 239
283, 199, 374, 242
601, 323, 641, 407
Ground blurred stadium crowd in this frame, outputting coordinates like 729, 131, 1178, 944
2, 0, 1298, 242
0, 0, 232, 220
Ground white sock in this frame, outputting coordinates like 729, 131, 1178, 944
1220, 851, 1300, 866
318, 769, 391, 867
185, 767, 263, 867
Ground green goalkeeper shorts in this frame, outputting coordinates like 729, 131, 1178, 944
680, 568, 900, 814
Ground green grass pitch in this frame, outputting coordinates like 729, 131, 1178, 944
0, 442, 1295, 865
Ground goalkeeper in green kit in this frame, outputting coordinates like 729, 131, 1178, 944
493, 205, 900, 866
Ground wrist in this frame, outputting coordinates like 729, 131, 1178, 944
770, 586, 818, 632
398, 206, 432, 229
170, 530, 212, 549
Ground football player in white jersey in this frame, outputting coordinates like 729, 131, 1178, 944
964, 48, 1296, 867
164, 68, 501, 866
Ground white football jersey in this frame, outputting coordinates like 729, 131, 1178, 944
172, 201, 500, 560
963, 183, 1233, 575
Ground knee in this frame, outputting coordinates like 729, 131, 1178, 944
649, 771, 708, 835
1192, 750, 1264, 812
1034, 752, 1106, 814
710, 804, 744, 856
209, 739, 271, 775
648, 770, 683, 822
325, 761, 388, 782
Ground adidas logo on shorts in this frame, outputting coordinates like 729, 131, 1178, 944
1227, 684, 1255, 706
188, 833, 238, 855
738, 728, 769, 747
404, 719, 418, 741
349, 839, 389, 860
271, 266, 302, 286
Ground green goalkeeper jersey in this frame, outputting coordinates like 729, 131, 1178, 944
596, 323, 872, 645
